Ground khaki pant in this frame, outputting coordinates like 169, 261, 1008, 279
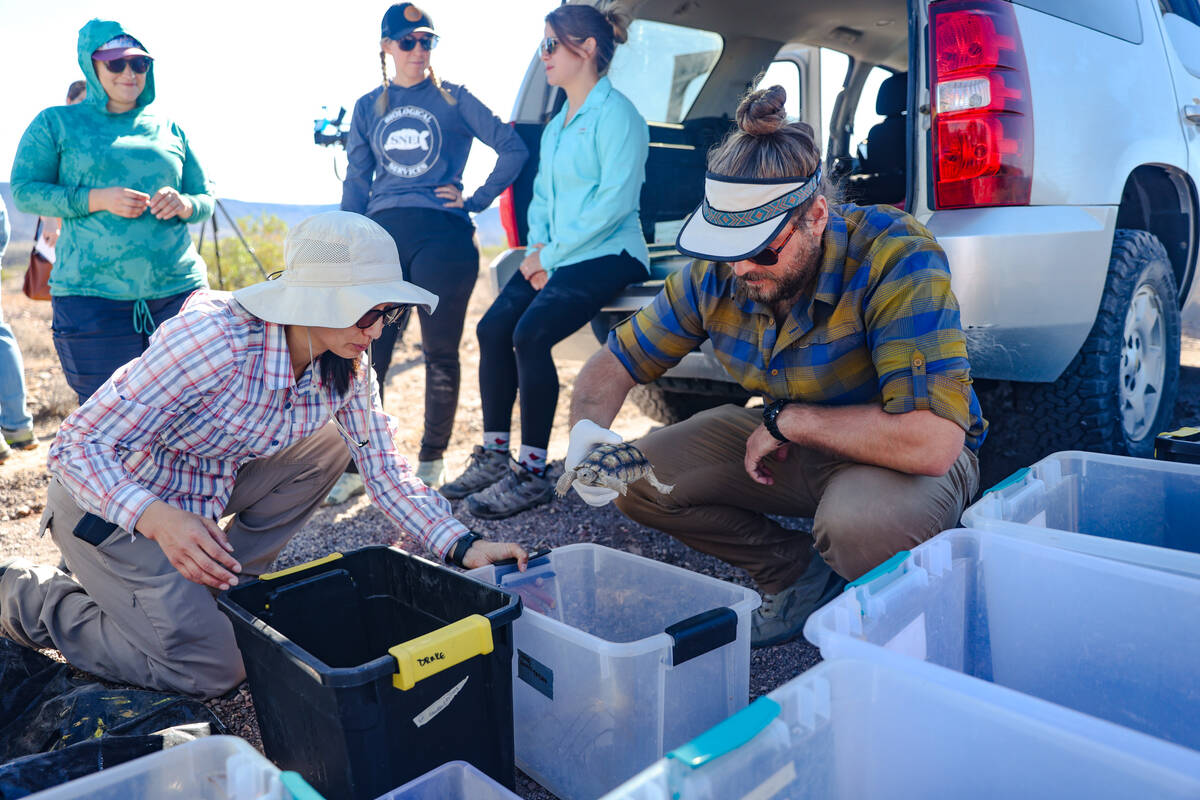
0, 424, 350, 698
614, 405, 979, 593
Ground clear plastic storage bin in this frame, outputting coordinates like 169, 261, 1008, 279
602, 659, 1200, 799
962, 451, 1200, 574
30, 736, 312, 799
468, 544, 760, 800
373, 761, 520, 800
804, 529, 1200, 751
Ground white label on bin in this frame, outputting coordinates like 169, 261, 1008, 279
885, 613, 927, 660
413, 676, 468, 728
741, 762, 796, 800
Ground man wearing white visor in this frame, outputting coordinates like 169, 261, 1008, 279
566, 86, 986, 647
0, 211, 528, 696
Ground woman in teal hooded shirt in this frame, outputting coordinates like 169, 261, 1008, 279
11, 20, 214, 403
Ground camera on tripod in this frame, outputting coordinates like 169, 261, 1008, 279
314, 106, 349, 148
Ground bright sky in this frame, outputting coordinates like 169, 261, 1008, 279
0, 0, 881, 206
0, 0, 551, 205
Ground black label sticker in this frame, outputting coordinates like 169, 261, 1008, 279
517, 649, 553, 700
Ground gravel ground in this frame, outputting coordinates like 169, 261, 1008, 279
2, 260, 1199, 799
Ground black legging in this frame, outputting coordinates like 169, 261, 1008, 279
370, 207, 479, 462
478, 250, 647, 450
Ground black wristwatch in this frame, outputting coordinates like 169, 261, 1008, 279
446, 531, 483, 568
762, 399, 792, 443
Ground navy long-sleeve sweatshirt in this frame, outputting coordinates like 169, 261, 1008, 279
341, 77, 527, 219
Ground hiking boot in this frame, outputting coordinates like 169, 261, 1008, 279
440, 446, 509, 500
415, 458, 446, 489
465, 465, 554, 520
751, 550, 847, 648
323, 472, 365, 506
2, 428, 37, 451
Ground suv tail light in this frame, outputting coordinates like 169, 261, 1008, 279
929, 0, 1033, 208
499, 186, 520, 248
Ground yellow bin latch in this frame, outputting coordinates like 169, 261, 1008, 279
389, 614, 494, 691
260, 553, 344, 580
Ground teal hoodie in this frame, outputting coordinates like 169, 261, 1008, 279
11, 19, 213, 328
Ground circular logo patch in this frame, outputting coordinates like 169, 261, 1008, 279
374, 106, 442, 179
404, 4, 423, 21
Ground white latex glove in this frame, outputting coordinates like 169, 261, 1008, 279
565, 419, 624, 507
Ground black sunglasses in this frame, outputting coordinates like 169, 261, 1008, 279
540, 36, 560, 56
747, 223, 800, 266
355, 304, 411, 329
398, 34, 438, 51
102, 56, 152, 74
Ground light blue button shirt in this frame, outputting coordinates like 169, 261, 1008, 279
527, 76, 650, 273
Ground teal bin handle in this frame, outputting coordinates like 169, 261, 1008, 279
982, 466, 1031, 496
844, 550, 910, 592
281, 771, 326, 800
668, 696, 782, 769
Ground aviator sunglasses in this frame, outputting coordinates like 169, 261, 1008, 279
102, 56, 152, 74
397, 34, 438, 51
355, 304, 412, 329
747, 223, 800, 266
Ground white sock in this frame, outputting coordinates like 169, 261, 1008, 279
518, 445, 548, 477
483, 432, 510, 453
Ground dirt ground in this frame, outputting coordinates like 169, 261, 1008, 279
2, 258, 1199, 799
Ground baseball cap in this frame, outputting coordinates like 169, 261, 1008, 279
381, 3, 435, 39
92, 34, 151, 61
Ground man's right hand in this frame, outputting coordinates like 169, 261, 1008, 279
136, 501, 242, 590
565, 420, 624, 506
89, 187, 150, 218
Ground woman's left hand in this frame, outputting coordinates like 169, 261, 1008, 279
435, 184, 465, 208
519, 246, 549, 290
461, 540, 529, 570
149, 187, 193, 221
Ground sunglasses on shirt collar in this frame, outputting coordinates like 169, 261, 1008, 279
355, 304, 412, 329
102, 56, 152, 74
397, 34, 438, 51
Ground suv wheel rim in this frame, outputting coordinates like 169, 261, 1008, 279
1120, 283, 1166, 442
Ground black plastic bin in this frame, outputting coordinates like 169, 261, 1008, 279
217, 546, 521, 800
1156, 427, 1200, 465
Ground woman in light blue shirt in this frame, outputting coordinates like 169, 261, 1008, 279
441, 0, 649, 518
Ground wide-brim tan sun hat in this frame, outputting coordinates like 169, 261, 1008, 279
234, 210, 438, 327
676, 168, 823, 262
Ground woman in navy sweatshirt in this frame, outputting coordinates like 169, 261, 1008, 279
334, 2, 528, 501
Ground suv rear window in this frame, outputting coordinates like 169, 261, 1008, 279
1012, 0, 1142, 43
607, 20, 723, 124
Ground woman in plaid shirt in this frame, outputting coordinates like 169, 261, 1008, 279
0, 212, 527, 698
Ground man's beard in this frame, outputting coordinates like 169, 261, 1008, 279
734, 233, 821, 307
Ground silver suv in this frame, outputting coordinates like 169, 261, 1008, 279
492, 0, 1200, 468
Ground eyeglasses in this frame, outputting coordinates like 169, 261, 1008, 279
397, 34, 438, 51
102, 56, 152, 74
747, 223, 800, 266
540, 36, 560, 56
355, 304, 411, 329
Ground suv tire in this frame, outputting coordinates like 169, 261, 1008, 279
630, 378, 753, 425
1013, 229, 1180, 458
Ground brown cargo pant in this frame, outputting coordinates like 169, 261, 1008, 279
0, 424, 350, 698
614, 405, 979, 593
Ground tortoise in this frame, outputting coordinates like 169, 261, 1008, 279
555, 442, 675, 498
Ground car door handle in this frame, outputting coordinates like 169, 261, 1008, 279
1185, 104, 1200, 124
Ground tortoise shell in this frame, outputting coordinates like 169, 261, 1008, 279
579, 442, 650, 479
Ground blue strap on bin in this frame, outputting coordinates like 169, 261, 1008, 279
668, 696, 782, 768
280, 771, 325, 799
844, 550, 910, 592
982, 466, 1031, 496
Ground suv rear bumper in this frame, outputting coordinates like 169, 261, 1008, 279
923, 205, 1117, 383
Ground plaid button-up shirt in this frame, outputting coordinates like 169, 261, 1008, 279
609, 203, 988, 450
48, 291, 467, 558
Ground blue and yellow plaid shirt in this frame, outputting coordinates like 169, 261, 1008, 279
608, 203, 988, 450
